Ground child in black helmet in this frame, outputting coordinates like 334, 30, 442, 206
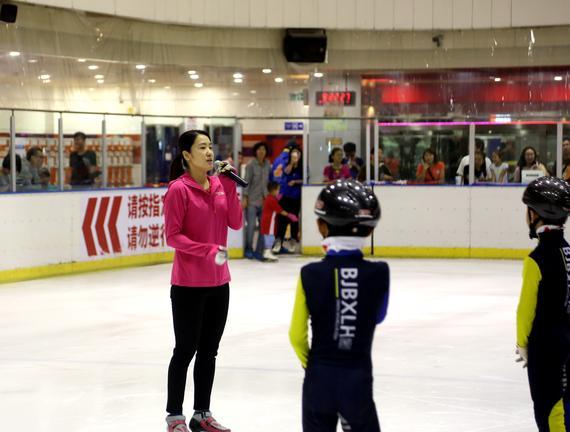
517, 177, 570, 430
289, 179, 389, 432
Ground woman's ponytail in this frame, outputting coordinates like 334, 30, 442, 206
169, 154, 186, 181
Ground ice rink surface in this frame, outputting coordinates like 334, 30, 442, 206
0, 257, 535, 432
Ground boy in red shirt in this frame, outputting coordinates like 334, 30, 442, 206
261, 181, 298, 262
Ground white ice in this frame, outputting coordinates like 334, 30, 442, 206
0, 257, 535, 432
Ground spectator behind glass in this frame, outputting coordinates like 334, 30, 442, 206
551, 138, 570, 180
273, 148, 302, 254
21, 146, 44, 186
70, 131, 100, 188
357, 146, 394, 182
456, 139, 492, 184
38, 167, 57, 190
323, 147, 351, 184
242, 141, 271, 260
415, 148, 445, 184
514, 146, 549, 183
462, 150, 491, 185
342, 141, 364, 179
0, 153, 27, 191
490, 150, 509, 183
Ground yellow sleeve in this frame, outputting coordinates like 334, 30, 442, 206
516, 257, 542, 348
289, 276, 310, 368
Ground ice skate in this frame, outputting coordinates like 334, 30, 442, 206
283, 239, 298, 254
189, 411, 231, 432
263, 249, 279, 262
166, 415, 190, 432
271, 239, 282, 254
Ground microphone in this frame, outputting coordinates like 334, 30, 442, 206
214, 160, 249, 187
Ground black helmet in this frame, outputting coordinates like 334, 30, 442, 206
314, 179, 380, 233
522, 176, 570, 220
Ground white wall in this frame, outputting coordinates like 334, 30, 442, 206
19, 0, 570, 30
301, 185, 538, 253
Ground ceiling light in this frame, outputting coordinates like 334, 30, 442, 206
233, 72, 243, 79
77, 58, 87, 62
148, 79, 156, 83
28, 59, 38, 63
94, 74, 104, 79
250, 90, 257, 94
494, 77, 501, 82
313, 72, 324, 78
164, 86, 171, 89
88, 87, 95, 92
38, 74, 50, 80
88, 65, 99, 70
554, 76, 563, 81
274, 77, 284, 83
262, 68, 272, 74
190, 74, 199, 80
194, 83, 204, 88
187, 70, 197, 75
42, 79, 51, 84
232, 92, 239, 96
9, 51, 20, 57
135, 64, 146, 70
97, 79, 104, 84
234, 78, 243, 83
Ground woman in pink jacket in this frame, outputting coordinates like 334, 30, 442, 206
163, 130, 243, 432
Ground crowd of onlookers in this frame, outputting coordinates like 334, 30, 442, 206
0, 131, 101, 192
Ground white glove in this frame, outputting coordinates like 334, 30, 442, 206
214, 246, 228, 266
515, 345, 528, 368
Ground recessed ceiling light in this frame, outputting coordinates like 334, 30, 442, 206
28, 59, 38, 63
88, 65, 99, 70
9, 51, 20, 57
164, 86, 171, 89
88, 87, 95, 91
250, 90, 257, 94
194, 83, 204, 88
94, 74, 104, 79
135, 64, 146, 70
148, 79, 156, 83
262, 68, 272, 74
42, 79, 51, 84
187, 70, 197, 75
234, 78, 243, 83
232, 92, 239, 96
494, 77, 501, 82
38, 74, 50, 80
313, 72, 324, 78
190, 74, 199, 80
274, 77, 284, 83
77, 58, 87, 63
97, 79, 104, 84
233, 73, 243, 79
554, 76, 563, 81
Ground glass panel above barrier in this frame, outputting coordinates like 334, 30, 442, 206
13, 111, 61, 192
377, 122, 469, 185
62, 113, 104, 190
563, 124, 570, 181
0, 110, 11, 193
144, 116, 183, 186
240, 118, 304, 181
474, 122, 557, 185
307, 118, 367, 185
105, 115, 143, 188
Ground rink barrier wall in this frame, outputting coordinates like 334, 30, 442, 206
301, 246, 530, 259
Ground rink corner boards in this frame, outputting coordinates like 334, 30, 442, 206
0, 249, 244, 284
302, 246, 531, 260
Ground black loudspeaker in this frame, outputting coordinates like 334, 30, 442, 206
283, 28, 327, 63
0, 3, 17, 23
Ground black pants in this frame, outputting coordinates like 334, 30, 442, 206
276, 196, 301, 241
166, 284, 229, 415
528, 344, 570, 431
303, 363, 381, 432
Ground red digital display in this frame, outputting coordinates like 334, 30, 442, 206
316, 91, 356, 106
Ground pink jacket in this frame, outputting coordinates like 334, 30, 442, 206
164, 172, 243, 287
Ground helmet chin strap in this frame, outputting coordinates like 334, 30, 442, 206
528, 207, 540, 239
